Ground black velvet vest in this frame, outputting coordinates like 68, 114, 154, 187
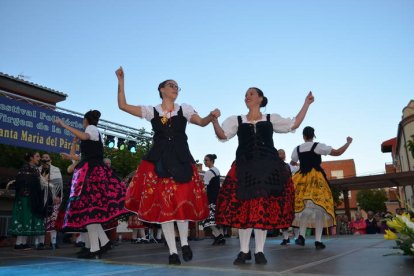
80, 133, 104, 162
235, 114, 288, 200
297, 142, 327, 180
144, 106, 194, 183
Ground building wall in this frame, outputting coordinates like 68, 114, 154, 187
321, 159, 400, 217
396, 100, 414, 208
321, 159, 358, 212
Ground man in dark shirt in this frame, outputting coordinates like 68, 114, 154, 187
365, 211, 380, 234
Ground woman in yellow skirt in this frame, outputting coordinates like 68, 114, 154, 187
291, 126, 352, 249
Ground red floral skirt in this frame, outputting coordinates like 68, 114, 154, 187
128, 214, 146, 229
216, 163, 295, 230
125, 160, 209, 223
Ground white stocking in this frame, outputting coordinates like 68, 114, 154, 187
138, 228, 146, 238
161, 222, 177, 254
96, 224, 110, 246
238, 228, 252, 253
82, 232, 90, 249
314, 209, 324, 242
86, 224, 100, 253
282, 229, 289, 240
156, 228, 163, 239
210, 226, 221, 237
50, 230, 57, 244
176, 221, 189, 246
35, 235, 45, 245
254, 229, 267, 253
16, 236, 27, 245
299, 208, 313, 237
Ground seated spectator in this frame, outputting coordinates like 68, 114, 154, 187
334, 215, 342, 236
350, 211, 366, 235
365, 211, 380, 234
339, 215, 353, 235
376, 212, 390, 234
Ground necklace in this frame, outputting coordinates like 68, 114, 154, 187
161, 109, 173, 126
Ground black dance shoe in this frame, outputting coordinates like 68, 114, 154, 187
280, 238, 290, 245
233, 251, 252, 265
77, 250, 101, 259
315, 241, 326, 250
168, 253, 181, 265
254, 252, 268, 264
181, 245, 193, 261
212, 234, 226, 245
100, 241, 113, 253
295, 235, 305, 246
14, 244, 30, 250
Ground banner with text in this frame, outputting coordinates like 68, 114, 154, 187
0, 96, 83, 153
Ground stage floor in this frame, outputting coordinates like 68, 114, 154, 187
1, 234, 413, 276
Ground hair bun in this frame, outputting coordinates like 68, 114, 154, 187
261, 96, 268, 107
93, 110, 101, 119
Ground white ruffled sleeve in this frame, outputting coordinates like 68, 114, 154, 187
270, 113, 296, 133
291, 147, 299, 162
85, 125, 100, 141
315, 143, 333, 156
181, 103, 197, 122
140, 105, 155, 122
220, 115, 238, 142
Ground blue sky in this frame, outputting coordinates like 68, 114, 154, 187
1, 0, 413, 176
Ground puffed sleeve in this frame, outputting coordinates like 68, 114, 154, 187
85, 125, 100, 141
140, 105, 154, 122
314, 143, 333, 156
291, 147, 299, 162
270, 113, 296, 133
220, 115, 238, 142
181, 103, 198, 122
203, 170, 214, 185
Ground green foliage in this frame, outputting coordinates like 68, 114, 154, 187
0, 144, 72, 174
330, 185, 343, 207
406, 135, 414, 157
104, 129, 152, 178
356, 189, 388, 213
0, 133, 152, 179
104, 147, 144, 178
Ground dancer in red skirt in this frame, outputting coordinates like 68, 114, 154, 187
212, 88, 314, 265
55, 110, 129, 259
115, 66, 219, 265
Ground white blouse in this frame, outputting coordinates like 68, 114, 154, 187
203, 166, 220, 185
220, 114, 296, 141
140, 103, 197, 122
85, 125, 103, 142
291, 141, 333, 162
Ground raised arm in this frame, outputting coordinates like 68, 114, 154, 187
212, 118, 227, 140
60, 137, 80, 161
291, 91, 314, 130
330, 137, 353, 156
190, 108, 221, 127
116, 66, 143, 118
54, 119, 89, 140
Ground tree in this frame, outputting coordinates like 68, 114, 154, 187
330, 186, 343, 207
0, 134, 152, 180
356, 189, 388, 213
406, 135, 414, 158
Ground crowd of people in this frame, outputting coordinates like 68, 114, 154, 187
7, 67, 407, 266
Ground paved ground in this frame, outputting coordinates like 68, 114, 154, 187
0, 235, 413, 276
